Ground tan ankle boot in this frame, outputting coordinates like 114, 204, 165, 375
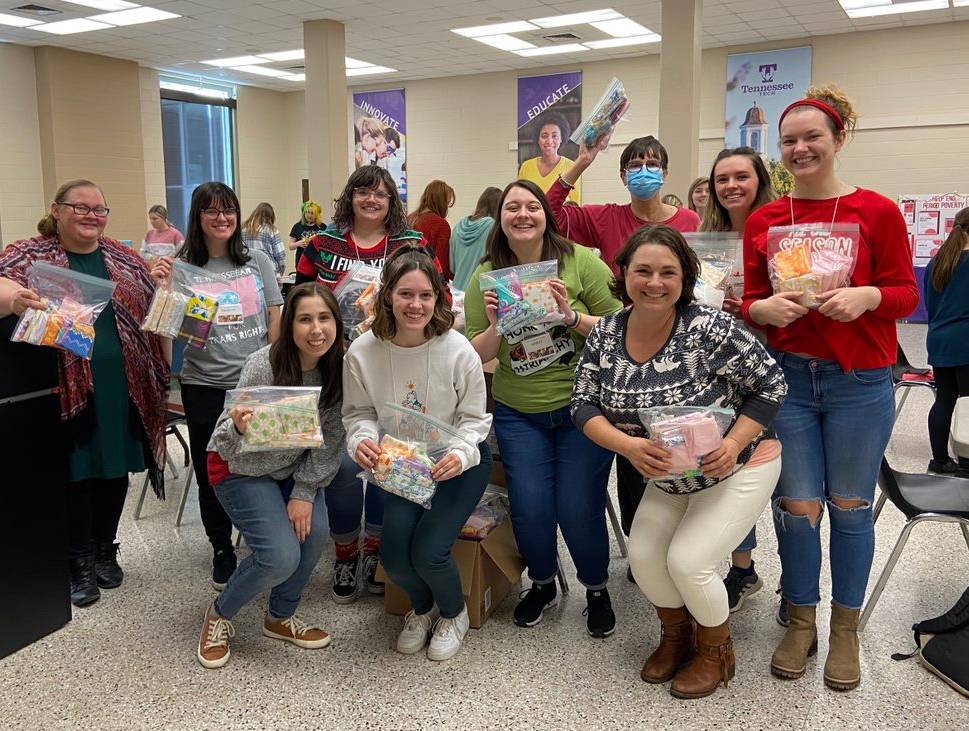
641, 605, 694, 684
669, 618, 735, 699
824, 602, 861, 691
770, 602, 817, 679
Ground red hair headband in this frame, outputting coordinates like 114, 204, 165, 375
778, 99, 845, 132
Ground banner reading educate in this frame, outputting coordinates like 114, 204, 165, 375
517, 72, 582, 203
352, 89, 408, 202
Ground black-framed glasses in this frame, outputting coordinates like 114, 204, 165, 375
352, 187, 391, 201
60, 202, 109, 217
200, 207, 239, 219
624, 162, 663, 174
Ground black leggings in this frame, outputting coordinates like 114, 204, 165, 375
928, 365, 969, 464
68, 477, 129, 558
614, 454, 646, 536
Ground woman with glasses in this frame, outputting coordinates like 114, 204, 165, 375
151, 182, 283, 591
0, 179, 169, 608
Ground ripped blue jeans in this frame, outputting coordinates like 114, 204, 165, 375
770, 353, 894, 609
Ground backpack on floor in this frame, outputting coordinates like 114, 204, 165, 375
892, 585, 969, 698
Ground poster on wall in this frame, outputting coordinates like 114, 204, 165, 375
352, 89, 407, 202
724, 46, 812, 193
517, 72, 582, 203
897, 193, 969, 323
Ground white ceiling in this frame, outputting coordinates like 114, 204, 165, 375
0, 0, 967, 91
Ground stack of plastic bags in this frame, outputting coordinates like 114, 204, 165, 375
639, 406, 735, 479
766, 224, 859, 307
570, 77, 631, 147
224, 386, 323, 453
685, 232, 743, 309
333, 261, 381, 340
141, 260, 221, 348
479, 260, 563, 336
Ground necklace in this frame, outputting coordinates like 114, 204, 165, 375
789, 193, 841, 229
351, 229, 390, 266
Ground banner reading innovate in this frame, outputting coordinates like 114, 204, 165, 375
353, 89, 408, 202
517, 72, 582, 204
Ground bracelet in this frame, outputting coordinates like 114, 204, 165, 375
568, 310, 581, 329
557, 174, 575, 191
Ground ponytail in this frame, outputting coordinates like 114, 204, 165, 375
37, 213, 58, 237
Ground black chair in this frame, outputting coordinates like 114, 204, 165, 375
892, 343, 935, 422
861, 456, 969, 630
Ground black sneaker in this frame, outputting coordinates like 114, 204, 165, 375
362, 553, 384, 595
723, 565, 763, 613
928, 459, 959, 475
331, 557, 359, 604
514, 582, 558, 627
94, 540, 124, 589
69, 553, 101, 608
212, 549, 237, 591
583, 588, 616, 638
775, 589, 790, 627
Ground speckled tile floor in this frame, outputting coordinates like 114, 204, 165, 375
2, 325, 967, 731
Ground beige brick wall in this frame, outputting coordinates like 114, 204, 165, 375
140, 67, 166, 238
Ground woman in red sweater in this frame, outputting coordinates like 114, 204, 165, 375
409, 180, 456, 281
741, 85, 918, 692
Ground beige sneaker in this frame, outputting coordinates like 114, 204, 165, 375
263, 613, 332, 649
197, 604, 234, 669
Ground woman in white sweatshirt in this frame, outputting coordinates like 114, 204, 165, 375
342, 244, 492, 661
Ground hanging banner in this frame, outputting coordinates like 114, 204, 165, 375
353, 89, 408, 202
517, 72, 582, 203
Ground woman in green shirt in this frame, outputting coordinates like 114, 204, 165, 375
465, 179, 622, 638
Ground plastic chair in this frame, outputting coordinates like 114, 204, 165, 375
892, 343, 935, 422
860, 457, 969, 631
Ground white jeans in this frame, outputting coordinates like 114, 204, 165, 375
628, 457, 782, 627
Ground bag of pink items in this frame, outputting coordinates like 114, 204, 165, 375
638, 406, 735, 480
765, 223, 860, 308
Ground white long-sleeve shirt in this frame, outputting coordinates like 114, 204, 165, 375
342, 329, 492, 472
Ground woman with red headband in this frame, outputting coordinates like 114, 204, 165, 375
741, 85, 918, 691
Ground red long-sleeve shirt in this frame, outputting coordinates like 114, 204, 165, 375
546, 178, 700, 273
741, 188, 919, 371
411, 212, 453, 281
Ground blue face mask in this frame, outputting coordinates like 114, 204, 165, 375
625, 166, 664, 200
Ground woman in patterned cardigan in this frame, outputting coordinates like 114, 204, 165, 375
571, 224, 786, 699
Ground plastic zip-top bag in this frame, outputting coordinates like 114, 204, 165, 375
11, 261, 117, 359
366, 402, 476, 509
141, 259, 221, 349
140, 241, 178, 262
224, 386, 323, 452
478, 260, 563, 337
570, 77, 631, 147
332, 261, 382, 340
450, 288, 466, 334
638, 406, 735, 480
766, 223, 860, 308
460, 485, 510, 540
685, 232, 744, 302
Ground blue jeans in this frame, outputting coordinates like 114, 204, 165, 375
214, 474, 329, 619
325, 453, 384, 543
493, 402, 613, 589
381, 444, 492, 618
736, 526, 757, 554
771, 353, 894, 609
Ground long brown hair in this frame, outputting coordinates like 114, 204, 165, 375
700, 147, 776, 233
269, 283, 344, 409
370, 244, 454, 340
470, 187, 502, 221
931, 208, 969, 292
332, 166, 408, 237
408, 179, 455, 225
484, 179, 574, 270
38, 179, 105, 237
180, 181, 249, 267
243, 202, 276, 237
611, 225, 699, 307
686, 177, 707, 213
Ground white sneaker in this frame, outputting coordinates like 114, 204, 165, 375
396, 607, 439, 654
427, 605, 469, 661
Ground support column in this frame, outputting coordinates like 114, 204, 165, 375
304, 20, 348, 215
658, 0, 702, 200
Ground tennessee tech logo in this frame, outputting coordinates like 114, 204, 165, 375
759, 64, 777, 83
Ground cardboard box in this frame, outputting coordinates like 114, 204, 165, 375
377, 519, 524, 629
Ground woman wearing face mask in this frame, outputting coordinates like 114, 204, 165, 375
465, 180, 623, 638
743, 85, 918, 691
517, 112, 580, 205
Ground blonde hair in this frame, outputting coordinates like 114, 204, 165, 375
38, 179, 104, 237
243, 202, 276, 237
357, 117, 385, 139
803, 84, 858, 140
686, 177, 708, 213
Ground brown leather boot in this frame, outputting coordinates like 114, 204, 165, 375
770, 602, 817, 679
641, 605, 695, 684
669, 618, 735, 699
824, 602, 861, 691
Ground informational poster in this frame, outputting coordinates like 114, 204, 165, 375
897, 193, 969, 323
352, 89, 407, 202
517, 72, 582, 203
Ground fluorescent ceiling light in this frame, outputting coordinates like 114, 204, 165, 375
590, 18, 651, 37
234, 65, 292, 78
61, 0, 137, 9
202, 55, 269, 67
515, 44, 589, 57
0, 12, 42, 27
346, 65, 396, 76
584, 33, 661, 49
839, 0, 890, 7
282, 73, 305, 81
846, 0, 948, 16
159, 81, 229, 99
89, 7, 181, 26
259, 49, 304, 62
452, 20, 537, 37
954, 0, 969, 6
475, 34, 536, 51
530, 9, 622, 28
33, 18, 115, 34
344, 56, 373, 68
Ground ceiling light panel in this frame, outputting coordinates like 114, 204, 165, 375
584, 34, 661, 49
845, 0, 948, 16
590, 18, 652, 37
452, 20, 538, 37
202, 55, 269, 67
344, 57, 373, 68
515, 44, 590, 57
89, 8, 181, 26
530, 9, 622, 28
259, 49, 304, 62
234, 65, 292, 77
345, 65, 396, 76
0, 12, 42, 27
282, 74, 305, 82
839, 0, 891, 7
33, 18, 115, 34
61, 0, 138, 9
475, 34, 536, 51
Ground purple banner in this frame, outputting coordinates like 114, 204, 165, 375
516, 72, 582, 202
517, 72, 581, 129
353, 88, 407, 201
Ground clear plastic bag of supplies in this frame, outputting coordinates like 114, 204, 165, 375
364, 403, 476, 509
11, 261, 117, 359
569, 77, 631, 148
141, 259, 221, 349
685, 232, 744, 301
450, 288, 466, 334
332, 261, 381, 340
638, 406, 735, 480
460, 485, 509, 540
766, 224, 860, 308
140, 241, 177, 262
478, 260, 563, 337
224, 386, 323, 452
